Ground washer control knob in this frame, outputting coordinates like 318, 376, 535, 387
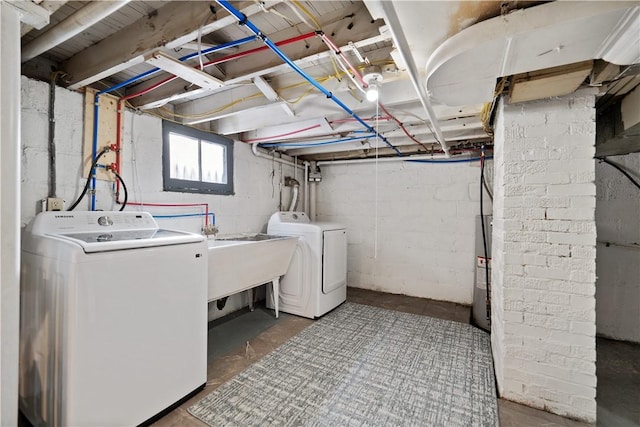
97, 216, 113, 226
97, 233, 113, 242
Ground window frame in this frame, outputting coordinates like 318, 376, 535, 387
162, 121, 234, 195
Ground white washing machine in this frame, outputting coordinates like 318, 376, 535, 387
19, 211, 208, 427
267, 212, 347, 319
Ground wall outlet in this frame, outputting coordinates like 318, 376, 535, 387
46, 197, 64, 211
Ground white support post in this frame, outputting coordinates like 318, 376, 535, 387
1, 3, 24, 425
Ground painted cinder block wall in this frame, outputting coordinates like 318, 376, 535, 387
491, 91, 598, 422
20, 76, 299, 320
595, 152, 640, 343
316, 159, 490, 305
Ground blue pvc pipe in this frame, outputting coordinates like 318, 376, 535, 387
90, 94, 100, 210
153, 212, 216, 225
259, 134, 377, 148
406, 155, 494, 164
90, 35, 258, 210
216, 0, 402, 156
98, 35, 258, 96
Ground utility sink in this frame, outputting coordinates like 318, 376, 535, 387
206, 234, 297, 317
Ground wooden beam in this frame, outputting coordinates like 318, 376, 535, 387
127, 9, 387, 109
20, 0, 64, 36
131, 37, 391, 114
63, 1, 282, 90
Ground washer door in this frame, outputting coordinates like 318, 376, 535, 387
322, 229, 347, 294
279, 238, 311, 310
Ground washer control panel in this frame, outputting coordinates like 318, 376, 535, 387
31, 211, 157, 235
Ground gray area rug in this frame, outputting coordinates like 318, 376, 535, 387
189, 302, 498, 426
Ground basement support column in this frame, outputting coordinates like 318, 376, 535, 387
1, 3, 24, 425
491, 89, 598, 422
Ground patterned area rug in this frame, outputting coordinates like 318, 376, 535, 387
189, 302, 498, 426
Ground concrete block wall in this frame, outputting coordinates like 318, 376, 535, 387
595, 152, 640, 343
491, 91, 598, 422
20, 76, 299, 320
316, 159, 490, 305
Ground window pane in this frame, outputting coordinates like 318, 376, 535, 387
169, 133, 200, 181
201, 140, 226, 184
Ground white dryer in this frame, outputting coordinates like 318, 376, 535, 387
20, 211, 208, 427
267, 211, 347, 319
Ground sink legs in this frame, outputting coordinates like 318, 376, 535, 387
248, 288, 254, 311
273, 277, 280, 318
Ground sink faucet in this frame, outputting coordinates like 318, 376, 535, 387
202, 224, 219, 237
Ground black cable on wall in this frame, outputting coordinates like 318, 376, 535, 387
480, 148, 491, 325
596, 156, 640, 191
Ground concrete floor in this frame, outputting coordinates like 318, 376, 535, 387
148, 287, 639, 427
18, 287, 639, 426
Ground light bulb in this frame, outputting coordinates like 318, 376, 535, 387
366, 84, 379, 102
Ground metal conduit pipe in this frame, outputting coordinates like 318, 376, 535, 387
21, 1, 132, 62
317, 154, 491, 166
377, 1, 451, 157
309, 161, 318, 221
304, 163, 310, 215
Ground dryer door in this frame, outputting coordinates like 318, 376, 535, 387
322, 229, 347, 293
279, 238, 311, 310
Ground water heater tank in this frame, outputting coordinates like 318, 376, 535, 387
472, 215, 492, 332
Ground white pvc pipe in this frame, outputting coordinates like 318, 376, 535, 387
378, 1, 451, 157
303, 162, 309, 215
1, 3, 22, 425
21, 0, 132, 62
309, 182, 317, 221
288, 184, 299, 212
309, 161, 317, 220
251, 143, 305, 170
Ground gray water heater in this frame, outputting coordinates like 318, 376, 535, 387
472, 215, 492, 332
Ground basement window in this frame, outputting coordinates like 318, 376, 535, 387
162, 121, 234, 195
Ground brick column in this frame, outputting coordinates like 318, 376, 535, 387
491, 90, 597, 422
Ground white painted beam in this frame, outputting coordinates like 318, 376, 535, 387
253, 76, 294, 117
64, 1, 283, 90
145, 51, 224, 90
22, 1, 131, 62
10, 0, 49, 33
184, 77, 482, 136
1, 3, 22, 426
130, 33, 390, 109
20, 0, 66, 36
378, 1, 451, 156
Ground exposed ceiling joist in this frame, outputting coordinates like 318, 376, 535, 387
63, 1, 284, 90
253, 76, 295, 117
128, 29, 391, 109
20, 0, 65, 36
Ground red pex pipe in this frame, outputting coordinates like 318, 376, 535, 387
112, 31, 320, 221
319, 33, 367, 87
242, 123, 322, 143
124, 31, 318, 101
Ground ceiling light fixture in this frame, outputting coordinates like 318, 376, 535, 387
362, 66, 383, 103
145, 51, 224, 90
